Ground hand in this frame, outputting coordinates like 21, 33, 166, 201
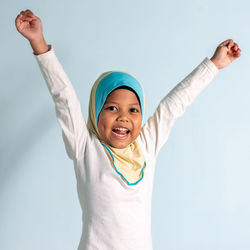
210, 39, 241, 69
15, 9, 49, 55
15, 9, 43, 42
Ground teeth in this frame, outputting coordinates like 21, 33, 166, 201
114, 128, 128, 131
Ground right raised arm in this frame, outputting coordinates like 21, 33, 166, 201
15, 10, 88, 160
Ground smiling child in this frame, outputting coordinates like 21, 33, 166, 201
15, 9, 241, 250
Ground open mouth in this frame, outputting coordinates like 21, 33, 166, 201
112, 128, 130, 138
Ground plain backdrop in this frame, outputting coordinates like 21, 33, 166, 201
1, 0, 250, 249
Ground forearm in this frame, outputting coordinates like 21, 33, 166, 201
35, 46, 76, 101
161, 57, 219, 119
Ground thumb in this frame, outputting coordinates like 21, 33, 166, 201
227, 40, 234, 50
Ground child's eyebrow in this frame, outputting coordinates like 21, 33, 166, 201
104, 101, 140, 106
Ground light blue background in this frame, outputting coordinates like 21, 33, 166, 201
1, 0, 250, 249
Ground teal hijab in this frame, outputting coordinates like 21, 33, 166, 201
95, 72, 145, 126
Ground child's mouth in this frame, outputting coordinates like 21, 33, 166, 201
112, 128, 130, 139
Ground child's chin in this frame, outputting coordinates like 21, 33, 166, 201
109, 140, 131, 149
111, 142, 129, 149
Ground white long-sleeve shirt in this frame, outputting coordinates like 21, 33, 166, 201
35, 47, 219, 250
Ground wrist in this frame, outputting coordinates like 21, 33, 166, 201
29, 36, 49, 55
210, 57, 221, 70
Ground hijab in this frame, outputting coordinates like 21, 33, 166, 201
87, 71, 146, 185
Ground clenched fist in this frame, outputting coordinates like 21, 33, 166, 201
15, 9, 49, 55
15, 9, 43, 41
210, 39, 241, 69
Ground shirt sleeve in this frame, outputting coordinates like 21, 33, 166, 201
34, 46, 88, 160
138, 57, 219, 159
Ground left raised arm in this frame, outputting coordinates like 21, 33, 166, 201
138, 39, 241, 159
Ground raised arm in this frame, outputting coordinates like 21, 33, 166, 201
15, 10, 88, 160
138, 39, 241, 159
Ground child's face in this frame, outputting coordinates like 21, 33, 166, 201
98, 89, 142, 149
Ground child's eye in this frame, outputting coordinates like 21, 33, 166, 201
130, 108, 139, 113
107, 106, 117, 111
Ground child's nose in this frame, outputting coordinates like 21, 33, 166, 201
117, 112, 129, 122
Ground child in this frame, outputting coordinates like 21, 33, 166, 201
15, 9, 241, 250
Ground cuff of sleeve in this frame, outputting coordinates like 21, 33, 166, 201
203, 57, 220, 77
34, 44, 54, 60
